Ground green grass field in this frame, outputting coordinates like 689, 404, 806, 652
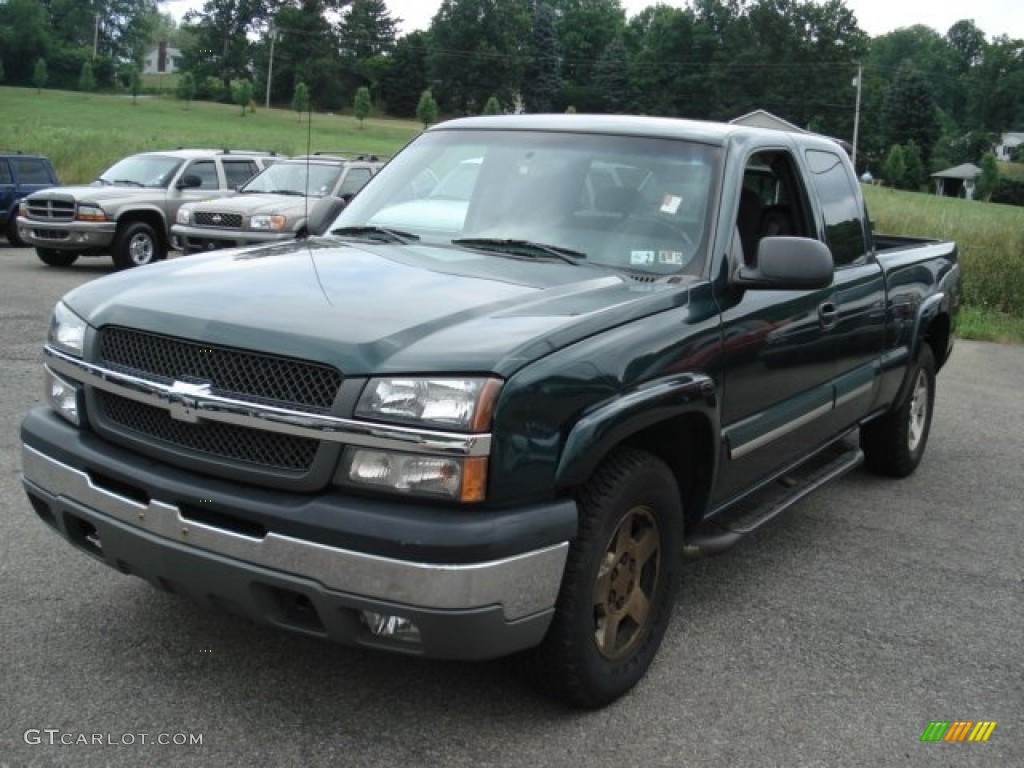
863, 184, 1024, 342
0, 86, 420, 184
2, 86, 1021, 341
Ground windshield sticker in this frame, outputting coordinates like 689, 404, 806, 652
660, 194, 683, 214
658, 251, 684, 265
631, 250, 656, 265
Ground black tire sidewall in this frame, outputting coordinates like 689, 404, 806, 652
902, 345, 936, 469
546, 449, 683, 707
35, 248, 78, 267
114, 222, 163, 269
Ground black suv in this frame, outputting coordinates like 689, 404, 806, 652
0, 152, 60, 246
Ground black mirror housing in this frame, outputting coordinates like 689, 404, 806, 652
735, 236, 834, 290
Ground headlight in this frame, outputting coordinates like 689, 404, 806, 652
250, 214, 287, 231
355, 377, 502, 431
344, 449, 487, 502
76, 203, 107, 222
45, 368, 82, 426
176, 207, 191, 224
19, 200, 29, 216
48, 302, 88, 356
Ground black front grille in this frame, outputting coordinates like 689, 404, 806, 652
195, 211, 243, 228
99, 327, 342, 411
26, 198, 75, 222
97, 392, 318, 471
32, 229, 70, 240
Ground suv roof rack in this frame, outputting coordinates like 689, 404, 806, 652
310, 151, 388, 162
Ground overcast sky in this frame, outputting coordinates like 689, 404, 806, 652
164, 0, 1023, 40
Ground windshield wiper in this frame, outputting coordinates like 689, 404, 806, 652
330, 225, 420, 244
267, 189, 306, 196
452, 238, 586, 264
111, 179, 144, 187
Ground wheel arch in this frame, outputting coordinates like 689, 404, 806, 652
116, 209, 170, 251
555, 374, 719, 531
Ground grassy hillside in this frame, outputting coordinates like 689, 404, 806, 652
0, 86, 421, 184
864, 184, 1024, 342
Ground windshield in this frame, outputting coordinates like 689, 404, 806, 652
241, 162, 343, 196
330, 129, 718, 275
96, 155, 183, 188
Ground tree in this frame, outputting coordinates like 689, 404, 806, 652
292, 81, 310, 120
881, 62, 939, 168
339, 0, 398, 61
78, 60, 96, 93
354, 85, 371, 127
378, 31, 431, 118
33, 58, 48, 93
236, 79, 254, 115
902, 141, 925, 191
550, 0, 626, 112
127, 65, 141, 104
416, 89, 438, 128
182, 0, 274, 95
177, 71, 197, 107
522, 1, 561, 113
976, 151, 999, 201
593, 36, 631, 113
883, 144, 906, 189
482, 95, 501, 115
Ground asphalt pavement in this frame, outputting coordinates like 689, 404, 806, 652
1, 244, 1020, 767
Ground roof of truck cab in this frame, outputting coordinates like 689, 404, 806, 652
431, 114, 845, 152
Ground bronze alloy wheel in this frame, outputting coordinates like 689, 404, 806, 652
592, 505, 661, 660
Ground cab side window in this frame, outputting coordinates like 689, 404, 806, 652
12, 158, 53, 184
338, 168, 372, 197
0, 160, 12, 184
186, 160, 219, 190
805, 149, 868, 267
223, 160, 258, 189
735, 151, 811, 266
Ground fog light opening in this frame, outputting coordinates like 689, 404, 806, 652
360, 611, 421, 643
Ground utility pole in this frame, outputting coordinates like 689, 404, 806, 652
852, 63, 863, 172
265, 25, 278, 109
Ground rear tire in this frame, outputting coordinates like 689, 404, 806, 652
36, 248, 79, 267
861, 344, 936, 477
524, 448, 683, 709
112, 221, 164, 269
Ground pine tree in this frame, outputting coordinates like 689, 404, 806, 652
522, 2, 561, 113
483, 95, 501, 115
976, 152, 999, 201
883, 145, 907, 189
33, 58, 48, 93
236, 79, 254, 116
79, 61, 96, 94
416, 89, 438, 128
177, 72, 196, 108
354, 86, 371, 127
292, 81, 310, 120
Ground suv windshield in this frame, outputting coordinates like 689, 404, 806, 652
96, 155, 183, 188
241, 162, 343, 197
331, 129, 718, 275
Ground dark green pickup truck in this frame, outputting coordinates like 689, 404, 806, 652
20, 115, 960, 708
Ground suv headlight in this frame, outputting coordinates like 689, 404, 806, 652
48, 301, 88, 357
355, 377, 501, 431
76, 203, 107, 222
250, 214, 287, 231
176, 207, 191, 224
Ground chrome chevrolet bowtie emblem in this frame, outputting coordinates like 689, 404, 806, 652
211, 214, 222, 223
167, 380, 212, 423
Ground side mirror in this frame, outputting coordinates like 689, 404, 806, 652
734, 236, 834, 290
177, 174, 202, 190
302, 195, 348, 238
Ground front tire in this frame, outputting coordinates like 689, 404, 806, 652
526, 448, 683, 708
36, 248, 79, 267
6, 216, 26, 246
112, 221, 164, 269
861, 344, 936, 477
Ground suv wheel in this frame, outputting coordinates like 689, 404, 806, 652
6, 217, 26, 247
113, 221, 164, 269
36, 248, 79, 268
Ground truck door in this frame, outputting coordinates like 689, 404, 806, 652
712, 149, 839, 505
804, 148, 886, 426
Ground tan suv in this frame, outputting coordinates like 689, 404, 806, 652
172, 154, 385, 253
18, 149, 281, 269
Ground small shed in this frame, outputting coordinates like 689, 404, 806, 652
995, 132, 1023, 161
931, 163, 982, 199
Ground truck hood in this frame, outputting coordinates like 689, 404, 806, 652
63, 239, 692, 376
28, 184, 164, 205
187, 193, 309, 217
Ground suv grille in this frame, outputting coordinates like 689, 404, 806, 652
98, 327, 342, 411
195, 211, 243, 228
26, 198, 75, 222
97, 391, 319, 471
